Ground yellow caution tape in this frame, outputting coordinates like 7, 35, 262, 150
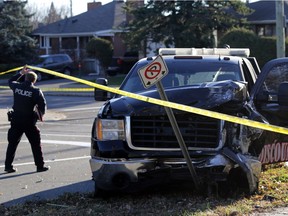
0, 86, 93, 91
41, 88, 94, 92
0, 66, 24, 89
2, 65, 288, 136
0, 86, 9, 89
0, 66, 23, 76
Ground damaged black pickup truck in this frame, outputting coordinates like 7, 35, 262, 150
90, 48, 288, 195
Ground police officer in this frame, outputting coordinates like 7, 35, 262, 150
4, 66, 50, 173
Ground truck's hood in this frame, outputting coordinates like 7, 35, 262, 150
108, 80, 247, 116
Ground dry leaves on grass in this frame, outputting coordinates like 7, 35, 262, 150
1, 164, 287, 216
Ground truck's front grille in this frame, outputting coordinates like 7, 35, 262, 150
129, 114, 220, 150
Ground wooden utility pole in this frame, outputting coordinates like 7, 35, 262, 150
276, 0, 286, 58
70, 0, 73, 17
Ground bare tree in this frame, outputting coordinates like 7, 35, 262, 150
26, 3, 46, 30
43, 2, 61, 24
26, 2, 69, 30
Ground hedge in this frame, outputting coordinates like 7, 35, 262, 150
219, 28, 287, 68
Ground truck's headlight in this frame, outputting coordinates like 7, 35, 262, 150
96, 119, 125, 141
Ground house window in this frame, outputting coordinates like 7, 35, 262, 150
255, 25, 276, 37
40, 36, 52, 48
62, 37, 77, 49
265, 25, 275, 36
256, 26, 264, 36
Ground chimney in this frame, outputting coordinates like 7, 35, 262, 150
87, 1, 102, 11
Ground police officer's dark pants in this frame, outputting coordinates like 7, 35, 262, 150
5, 118, 44, 169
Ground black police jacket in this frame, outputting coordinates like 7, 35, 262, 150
9, 73, 46, 120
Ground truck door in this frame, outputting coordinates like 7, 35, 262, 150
250, 58, 288, 164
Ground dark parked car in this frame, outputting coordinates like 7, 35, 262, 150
106, 52, 139, 76
33, 54, 74, 81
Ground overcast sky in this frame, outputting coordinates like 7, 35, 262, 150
27, 0, 112, 16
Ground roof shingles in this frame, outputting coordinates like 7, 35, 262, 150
33, 1, 126, 35
247, 0, 288, 22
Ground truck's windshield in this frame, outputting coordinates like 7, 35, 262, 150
120, 59, 242, 93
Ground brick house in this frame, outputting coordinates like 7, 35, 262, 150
32, 0, 143, 72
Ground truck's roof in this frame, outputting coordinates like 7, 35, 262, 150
159, 47, 250, 57
139, 55, 244, 65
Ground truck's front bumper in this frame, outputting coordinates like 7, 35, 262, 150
90, 157, 158, 190
89, 154, 238, 191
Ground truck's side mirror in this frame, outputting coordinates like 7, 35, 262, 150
278, 82, 288, 106
94, 78, 108, 101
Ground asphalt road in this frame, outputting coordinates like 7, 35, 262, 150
0, 77, 103, 206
